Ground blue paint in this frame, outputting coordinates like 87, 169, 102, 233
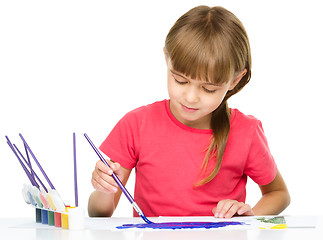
116, 221, 245, 230
141, 214, 154, 224
41, 209, 48, 224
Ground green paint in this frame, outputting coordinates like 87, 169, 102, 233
256, 216, 286, 224
48, 210, 55, 226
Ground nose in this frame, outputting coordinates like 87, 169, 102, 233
184, 86, 199, 103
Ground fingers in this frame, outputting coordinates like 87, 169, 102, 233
237, 204, 254, 216
91, 173, 118, 193
213, 200, 254, 219
213, 200, 240, 218
109, 161, 123, 176
91, 159, 123, 194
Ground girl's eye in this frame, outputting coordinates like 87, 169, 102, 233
202, 87, 216, 93
174, 78, 187, 85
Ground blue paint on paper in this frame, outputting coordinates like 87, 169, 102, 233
117, 221, 245, 230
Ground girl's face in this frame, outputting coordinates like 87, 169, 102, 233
166, 61, 245, 129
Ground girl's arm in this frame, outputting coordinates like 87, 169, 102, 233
88, 160, 132, 217
252, 169, 290, 215
213, 170, 290, 218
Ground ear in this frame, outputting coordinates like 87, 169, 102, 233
229, 69, 247, 90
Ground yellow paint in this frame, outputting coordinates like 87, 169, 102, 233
258, 224, 287, 230
270, 224, 287, 229
61, 212, 69, 229
61, 206, 75, 229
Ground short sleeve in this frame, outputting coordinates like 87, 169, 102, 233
99, 109, 142, 169
244, 120, 277, 185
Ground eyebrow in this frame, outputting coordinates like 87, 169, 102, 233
169, 69, 220, 86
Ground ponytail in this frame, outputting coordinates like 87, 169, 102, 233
195, 101, 230, 186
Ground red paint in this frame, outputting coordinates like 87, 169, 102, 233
54, 212, 62, 227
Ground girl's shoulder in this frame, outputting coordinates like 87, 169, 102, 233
229, 109, 269, 155
230, 108, 262, 129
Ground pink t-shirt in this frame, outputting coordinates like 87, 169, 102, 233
100, 100, 277, 217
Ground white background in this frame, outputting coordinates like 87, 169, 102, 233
1, 0, 322, 218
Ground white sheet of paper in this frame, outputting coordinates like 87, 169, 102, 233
86, 216, 317, 231
11, 216, 317, 231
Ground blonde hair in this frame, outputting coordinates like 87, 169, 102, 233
165, 6, 252, 185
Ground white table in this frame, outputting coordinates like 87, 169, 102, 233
1, 216, 322, 240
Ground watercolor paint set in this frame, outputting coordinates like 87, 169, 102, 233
6, 133, 85, 230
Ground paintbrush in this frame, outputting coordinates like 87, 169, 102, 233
19, 133, 56, 190
6, 136, 39, 188
84, 133, 154, 224
73, 133, 78, 207
13, 143, 48, 192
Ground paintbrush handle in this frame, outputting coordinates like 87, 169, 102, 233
73, 133, 78, 207
84, 133, 153, 224
13, 143, 48, 192
83, 133, 135, 204
19, 133, 56, 190
6, 137, 38, 188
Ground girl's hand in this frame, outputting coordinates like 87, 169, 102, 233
91, 160, 124, 194
212, 199, 255, 218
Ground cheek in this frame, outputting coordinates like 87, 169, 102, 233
167, 80, 173, 97
205, 91, 228, 110
167, 79, 178, 98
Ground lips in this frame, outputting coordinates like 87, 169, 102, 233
181, 104, 198, 113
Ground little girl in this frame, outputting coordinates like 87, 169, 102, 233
88, 5, 290, 219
